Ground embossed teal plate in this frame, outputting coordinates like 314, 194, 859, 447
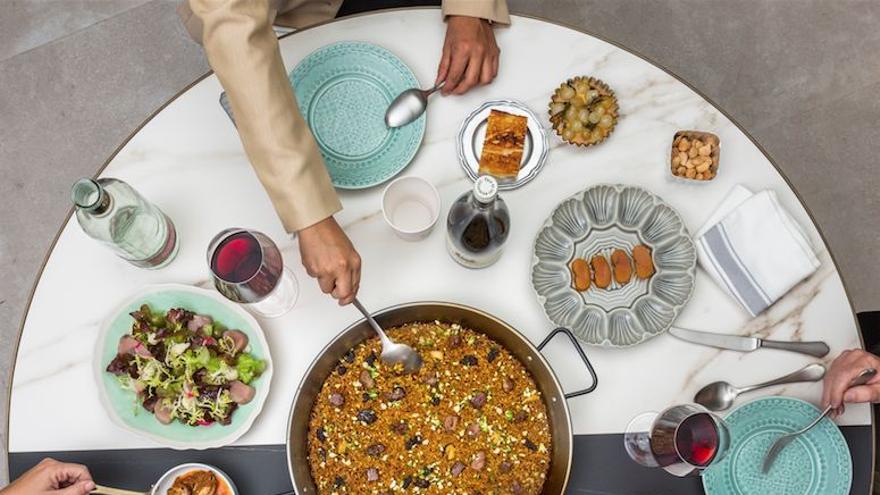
290, 41, 426, 189
94, 284, 272, 450
703, 397, 852, 495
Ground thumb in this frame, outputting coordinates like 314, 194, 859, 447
436, 46, 451, 85
844, 384, 880, 404
57, 480, 96, 495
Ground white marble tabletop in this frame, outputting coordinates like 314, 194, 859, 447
9, 10, 869, 454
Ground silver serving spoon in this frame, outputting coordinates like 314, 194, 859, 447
384, 81, 444, 128
695, 363, 826, 412
352, 298, 423, 373
762, 367, 876, 473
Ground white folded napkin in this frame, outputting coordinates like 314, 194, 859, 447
695, 185, 820, 316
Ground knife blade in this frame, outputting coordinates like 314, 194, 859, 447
669, 327, 830, 357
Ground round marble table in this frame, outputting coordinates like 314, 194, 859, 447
8, 8, 873, 494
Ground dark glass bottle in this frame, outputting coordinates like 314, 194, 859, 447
446, 176, 510, 268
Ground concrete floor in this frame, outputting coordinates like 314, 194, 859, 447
1, 0, 879, 484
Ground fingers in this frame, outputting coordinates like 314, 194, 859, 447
436, 43, 451, 86
57, 479, 97, 495
452, 51, 484, 95
317, 275, 335, 294
442, 46, 470, 95
53, 462, 92, 483
331, 269, 353, 306
823, 349, 880, 409
845, 384, 880, 404
479, 54, 494, 86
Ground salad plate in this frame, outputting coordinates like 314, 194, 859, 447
289, 41, 425, 189
531, 184, 696, 346
94, 284, 273, 450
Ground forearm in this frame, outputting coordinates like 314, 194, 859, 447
189, 0, 341, 232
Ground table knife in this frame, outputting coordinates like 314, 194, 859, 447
669, 327, 830, 357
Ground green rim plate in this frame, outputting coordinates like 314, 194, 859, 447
702, 397, 852, 495
289, 41, 426, 189
93, 284, 273, 450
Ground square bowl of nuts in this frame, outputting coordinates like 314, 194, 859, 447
671, 130, 720, 182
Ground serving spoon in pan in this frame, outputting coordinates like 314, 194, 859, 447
353, 298, 423, 373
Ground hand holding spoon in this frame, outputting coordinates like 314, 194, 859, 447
353, 298, 423, 373
384, 81, 444, 128
695, 363, 826, 411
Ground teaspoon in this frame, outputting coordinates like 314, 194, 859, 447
695, 363, 826, 412
384, 81, 444, 128
352, 298, 423, 373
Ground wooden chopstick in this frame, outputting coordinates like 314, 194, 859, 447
91, 484, 147, 495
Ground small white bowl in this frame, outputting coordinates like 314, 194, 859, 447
152, 463, 238, 495
381, 176, 441, 241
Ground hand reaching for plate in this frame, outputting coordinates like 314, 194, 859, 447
822, 349, 880, 416
1, 458, 95, 495
437, 16, 500, 95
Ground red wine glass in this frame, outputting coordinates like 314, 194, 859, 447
624, 404, 730, 477
207, 228, 298, 318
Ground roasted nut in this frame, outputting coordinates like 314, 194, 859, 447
685, 168, 696, 179
677, 138, 690, 151
570, 258, 591, 291
590, 255, 612, 289
696, 162, 710, 173
699, 145, 711, 156
632, 244, 655, 280
610, 249, 632, 284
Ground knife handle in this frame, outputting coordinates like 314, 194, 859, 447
760, 339, 830, 358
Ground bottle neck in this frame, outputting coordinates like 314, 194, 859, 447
470, 193, 495, 210
72, 178, 111, 214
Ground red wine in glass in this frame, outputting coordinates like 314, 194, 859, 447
675, 412, 720, 467
207, 228, 297, 317
624, 404, 729, 477
211, 232, 264, 284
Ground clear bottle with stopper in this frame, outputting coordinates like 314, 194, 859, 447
446, 176, 510, 268
71, 177, 179, 269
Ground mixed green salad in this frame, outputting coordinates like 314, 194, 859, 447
106, 304, 266, 427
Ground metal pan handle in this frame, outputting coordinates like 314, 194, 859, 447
537, 327, 598, 398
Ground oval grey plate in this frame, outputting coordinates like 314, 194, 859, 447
457, 99, 549, 190
531, 184, 696, 347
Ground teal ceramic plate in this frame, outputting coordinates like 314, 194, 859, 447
93, 284, 273, 450
290, 41, 426, 189
703, 397, 852, 495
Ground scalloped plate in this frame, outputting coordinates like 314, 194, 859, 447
703, 397, 852, 495
530, 184, 696, 346
289, 41, 425, 189
94, 284, 273, 450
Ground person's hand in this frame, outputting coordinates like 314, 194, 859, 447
436, 16, 500, 95
821, 349, 880, 416
298, 216, 361, 305
2, 458, 95, 495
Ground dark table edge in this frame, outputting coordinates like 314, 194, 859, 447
9, 428, 872, 494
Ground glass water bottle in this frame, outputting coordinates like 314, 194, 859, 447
446, 176, 510, 268
71, 177, 179, 269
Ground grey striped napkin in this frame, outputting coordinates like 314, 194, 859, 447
695, 186, 820, 316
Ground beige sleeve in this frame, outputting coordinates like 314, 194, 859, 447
442, 0, 511, 25
187, 0, 341, 233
